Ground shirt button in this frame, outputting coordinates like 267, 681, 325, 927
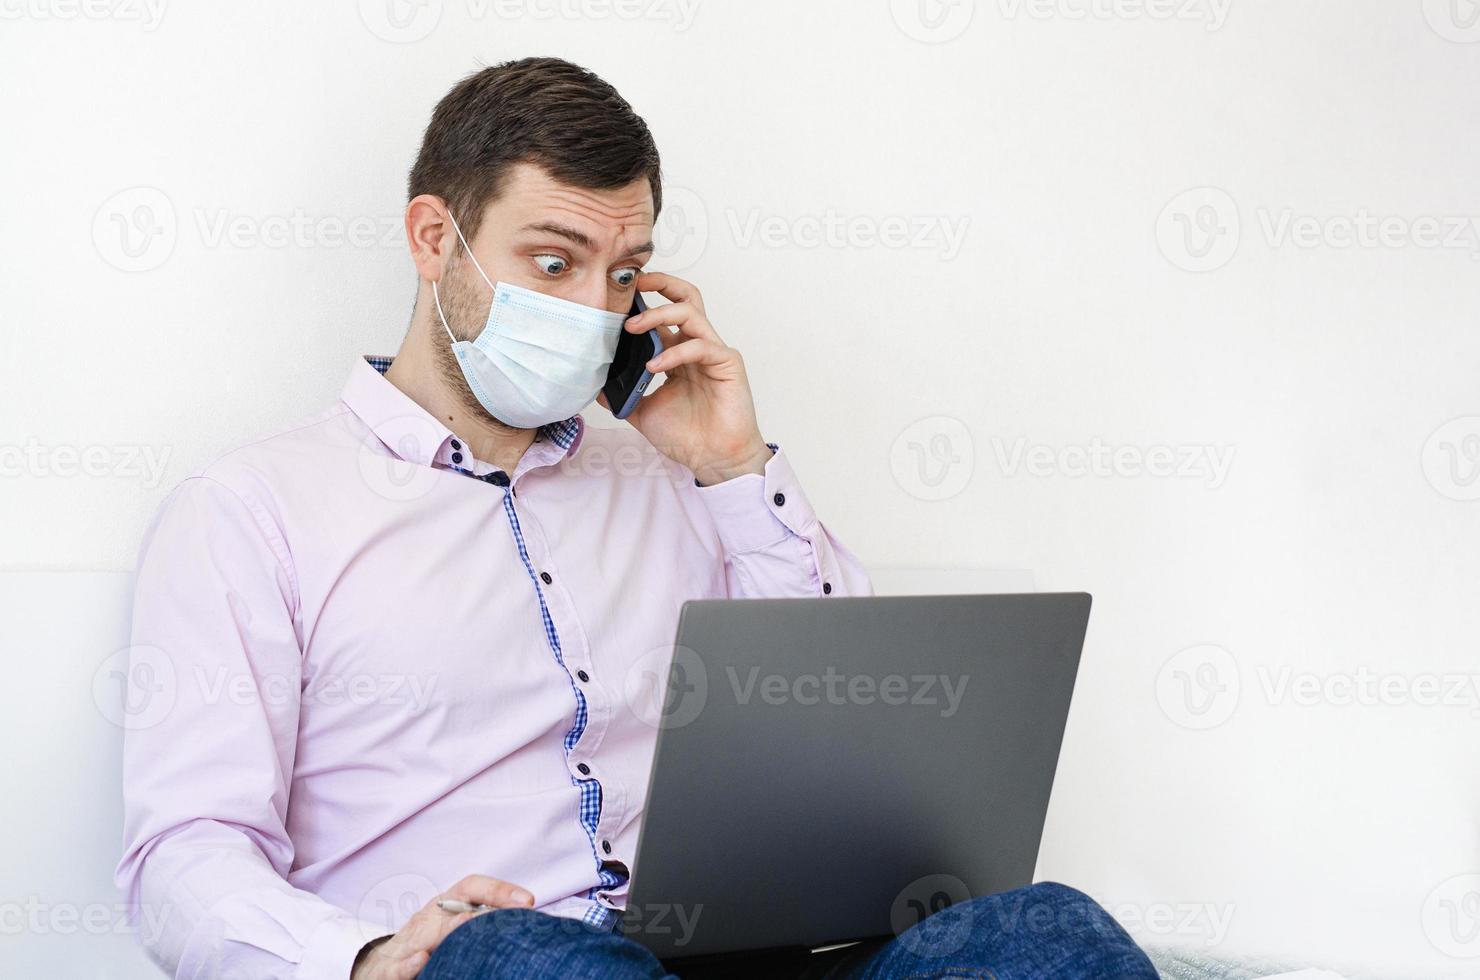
489, 471, 510, 487
823, 582, 833, 595
451, 451, 463, 464
577, 670, 590, 682
601, 840, 612, 854
577, 763, 591, 775
540, 571, 553, 585
450, 439, 461, 451
773, 492, 786, 507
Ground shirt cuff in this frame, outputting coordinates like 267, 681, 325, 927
695, 445, 819, 555
297, 913, 390, 980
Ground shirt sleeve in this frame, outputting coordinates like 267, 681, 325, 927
114, 476, 389, 980
693, 445, 873, 598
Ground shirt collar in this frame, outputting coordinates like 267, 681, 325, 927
343, 356, 586, 467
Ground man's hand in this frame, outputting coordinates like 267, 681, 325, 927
350, 874, 534, 980
599, 272, 772, 486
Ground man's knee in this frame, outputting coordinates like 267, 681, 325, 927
961, 881, 1156, 976
422, 908, 666, 980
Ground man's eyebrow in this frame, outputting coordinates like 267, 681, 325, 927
517, 221, 596, 250
516, 222, 655, 260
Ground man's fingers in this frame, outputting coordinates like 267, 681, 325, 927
649, 338, 733, 375
636, 272, 706, 315
447, 874, 535, 908
630, 300, 721, 344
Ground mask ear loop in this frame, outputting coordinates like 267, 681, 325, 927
432, 208, 496, 346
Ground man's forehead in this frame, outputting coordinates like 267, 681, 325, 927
497, 164, 654, 233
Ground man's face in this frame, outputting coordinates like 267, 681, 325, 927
448, 162, 655, 320
431, 162, 655, 428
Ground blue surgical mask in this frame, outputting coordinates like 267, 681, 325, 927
433, 211, 627, 429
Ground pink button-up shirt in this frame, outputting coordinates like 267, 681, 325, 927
115, 357, 871, 980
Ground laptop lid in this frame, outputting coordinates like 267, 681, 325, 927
620, 593, 1091, 961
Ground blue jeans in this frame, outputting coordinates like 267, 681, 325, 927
421, 882, 1158, 980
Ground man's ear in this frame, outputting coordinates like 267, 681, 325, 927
406, 194, 453, 282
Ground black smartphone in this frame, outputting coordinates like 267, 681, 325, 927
603, 292, 663, 419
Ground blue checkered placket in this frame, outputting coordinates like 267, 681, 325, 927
366, 358, 624, 929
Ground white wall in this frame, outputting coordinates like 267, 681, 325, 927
3, 1, 1479, 976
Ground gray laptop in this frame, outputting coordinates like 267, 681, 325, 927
619, 592, 1091, 962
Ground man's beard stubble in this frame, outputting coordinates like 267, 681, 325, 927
431, 252, 525, 434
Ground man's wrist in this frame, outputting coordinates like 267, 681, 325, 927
692, 440, 772, 486
351, 935, 393, 978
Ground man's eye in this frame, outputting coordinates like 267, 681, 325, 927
533, 254, 569, 276
611, 267, 639, 288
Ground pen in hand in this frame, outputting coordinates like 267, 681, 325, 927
436, 899, 499, 915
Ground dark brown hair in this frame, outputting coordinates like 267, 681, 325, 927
408, 57, 662, 240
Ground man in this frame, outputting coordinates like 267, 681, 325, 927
116, 58, 1156, 979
